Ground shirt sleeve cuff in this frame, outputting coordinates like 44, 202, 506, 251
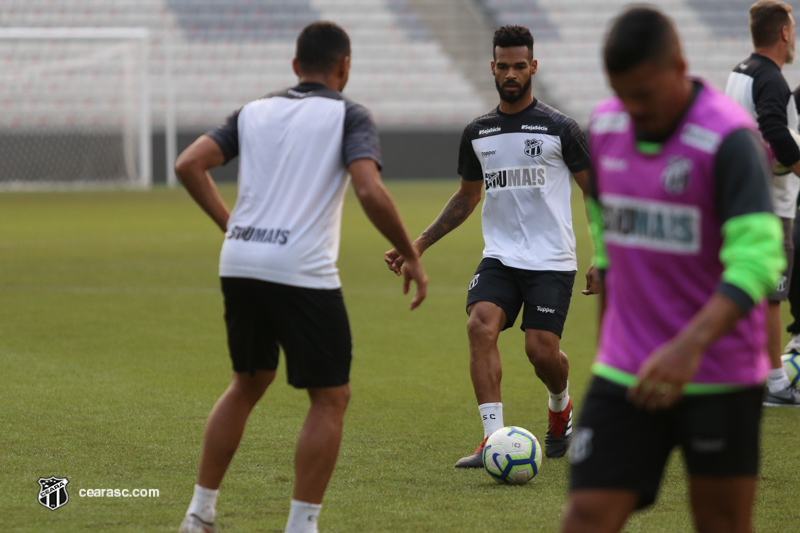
717, 281, 756, 313
204, 131, 236, 164
345, 154, 382, 171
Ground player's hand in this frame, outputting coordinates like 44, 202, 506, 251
627, 339, 702, 411
384, 248, 405, 276
401, 257, 427, 310
581, 264, 604, 295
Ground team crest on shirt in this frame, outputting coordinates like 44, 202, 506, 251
524, 138, 543, 158
485, 171, 501, 189
660, 156, 692, 195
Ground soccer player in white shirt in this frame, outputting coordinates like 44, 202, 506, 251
385, 25, 592, 465
175, 22, 427, 533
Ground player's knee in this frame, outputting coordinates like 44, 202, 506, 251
694, 513, 744, 533
336, 385, 352, 409
467, 314, 499, 343
524, 341, 558, 367
562, 494, 631, 533
692, 504, 751, 533
561, 498, 608, 533
310, 384, 351, 413
231, 370, 274, 403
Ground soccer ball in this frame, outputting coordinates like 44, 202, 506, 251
782, 352, 800, 388
773, 129, 800, 175
482, 426, 542, 485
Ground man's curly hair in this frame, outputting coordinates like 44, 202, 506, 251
493, 25, 534, 59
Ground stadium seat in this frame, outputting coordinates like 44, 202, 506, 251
2, 0, 485, 130
473, 0, 777, 125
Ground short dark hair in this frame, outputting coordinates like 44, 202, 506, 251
603, 6, 681, 74
750, 0, 793, 48
493, 25, 534, 59
296, 21, 351, 74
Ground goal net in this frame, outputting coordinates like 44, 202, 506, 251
0, 28, 151, 188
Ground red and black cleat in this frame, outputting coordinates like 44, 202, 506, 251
545, 399, 573, 458
454, 436, 489, 468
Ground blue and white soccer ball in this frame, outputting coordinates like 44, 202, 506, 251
482, 426, 542, 485
782, 352, 800, 388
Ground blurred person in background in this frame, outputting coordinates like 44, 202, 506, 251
563, 6, 783, 532
725, 0, 800, 406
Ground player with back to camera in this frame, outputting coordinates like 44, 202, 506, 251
562, 6, 783, 533
385, 25, 593, 466
174, 21, 427, 533
725, 0, 800, 406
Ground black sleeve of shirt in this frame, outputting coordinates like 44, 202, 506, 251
560, 118, 591, 174
713, 128, 774, 311
457, 127, 483, 181
752, 71, 800, 168
205, 109, 241, 164
714, 128, 772, 224
343, 101, 382, 169
584, 132, 600, 201
713, 128, 773, 222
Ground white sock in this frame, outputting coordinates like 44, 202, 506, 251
479, 402, 504, 438
768, 367, 790, 392
548, 382, 570, 412
186, 484, 218, 523
285, 499, 322, 533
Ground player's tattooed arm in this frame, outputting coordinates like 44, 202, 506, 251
416, 180, 481, 251
384, 178, 481, 275
417, 193, 470, 248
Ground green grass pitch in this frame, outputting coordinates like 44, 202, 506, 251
1, 181, 798, 532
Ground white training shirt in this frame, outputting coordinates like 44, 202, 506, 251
457, 99, 590, 271
207, 82, 382, 289
726, 53, 800, 219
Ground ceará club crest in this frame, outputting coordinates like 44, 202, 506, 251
524, 138, 543, 158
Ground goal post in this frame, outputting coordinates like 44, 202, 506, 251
0, 27, 152, 188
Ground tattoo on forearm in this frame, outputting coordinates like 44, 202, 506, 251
418, 193, 472, 249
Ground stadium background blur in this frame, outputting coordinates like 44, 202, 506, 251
3, 2, 800, 532
3, 0, 797, 184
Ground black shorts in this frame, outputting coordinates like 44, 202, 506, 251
568, 376, 764, 509
220, 277, 352, 388
465, 257, 575, 336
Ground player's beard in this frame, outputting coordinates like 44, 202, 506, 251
495, 78, 532, 104
788, 41, 795, 64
